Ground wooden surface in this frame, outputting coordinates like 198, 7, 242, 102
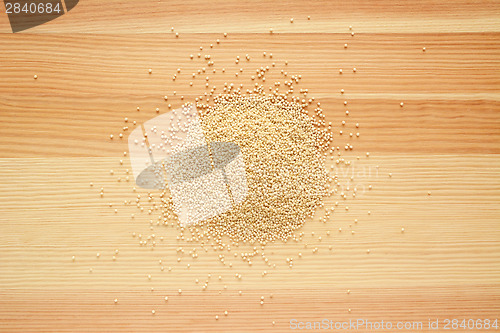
1, 1, 500, 332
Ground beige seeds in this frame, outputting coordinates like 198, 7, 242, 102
191, 92, 330, 243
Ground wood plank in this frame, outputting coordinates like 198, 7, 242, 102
0, 33, 499, 156
1, 0, 500, 33
0, 155, 499, 287
0, 287, 499, 332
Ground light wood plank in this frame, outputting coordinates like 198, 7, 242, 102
1, 0, 500, 33
0, 34, 499, 156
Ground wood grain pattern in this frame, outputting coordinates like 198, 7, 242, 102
0, 1, 499, 332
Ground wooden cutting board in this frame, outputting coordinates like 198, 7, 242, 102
0, 1, 499, 332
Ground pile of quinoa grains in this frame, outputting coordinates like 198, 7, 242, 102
82, 23, 402, 319
190, 91, 332, 244
152, 87, 335, 246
